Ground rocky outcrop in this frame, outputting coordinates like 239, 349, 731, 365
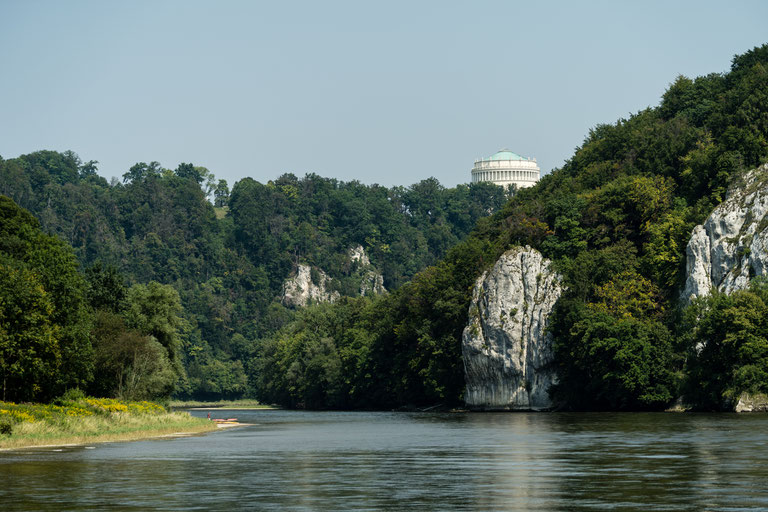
684, 163, 768, 301
462, 246, 564, 410
348, 245, 371, 267
358, 271, 385, 296
281, 264, 340, 307
282, 246, 386, 307
348, 245, 386, 297
734, 392, 768, 412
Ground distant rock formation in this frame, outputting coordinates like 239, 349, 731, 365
282, 264, 340, 307
348, 244, 371, 267
684, 162, 768, 301
282, 245, 386, 307
349, 245, 386, 297
462, 246, 563, 410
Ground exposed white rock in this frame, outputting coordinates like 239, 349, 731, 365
282, 246, 386, 307
348, 245, 386, 296
734, 392, 768, 413
359, 270, 386, 296
462, 246, 564, 410
281, 264, 340, 307
683, 163, 768, 301
348, 244, 371, 267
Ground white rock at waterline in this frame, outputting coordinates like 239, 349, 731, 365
462, 246, 563, 410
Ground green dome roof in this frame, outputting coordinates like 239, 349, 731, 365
489, 149, 527, 161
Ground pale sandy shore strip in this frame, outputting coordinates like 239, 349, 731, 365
0, 424, 248, 452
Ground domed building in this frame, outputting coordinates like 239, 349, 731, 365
471, 149, 540, 189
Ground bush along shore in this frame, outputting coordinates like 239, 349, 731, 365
0, 396, 216, 450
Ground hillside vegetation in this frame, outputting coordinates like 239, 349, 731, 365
0, 150, 508, 402
253, 44, 768, 410
2, 44, 766, 410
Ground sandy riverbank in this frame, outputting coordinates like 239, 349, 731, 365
0, 398, 218, 451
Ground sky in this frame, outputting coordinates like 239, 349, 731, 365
1, 1, 766, 189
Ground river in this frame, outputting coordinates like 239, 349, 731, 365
2, 410, 767, 511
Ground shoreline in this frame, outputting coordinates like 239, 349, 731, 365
0, 398, 221, 452
181, 406, 278, 411
0, 421, 256, 452
0, 422, 219, 452
169, 399, 277, 410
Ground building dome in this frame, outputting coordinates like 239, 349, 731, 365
471, 149, 540, 189
489, 149, 526, 161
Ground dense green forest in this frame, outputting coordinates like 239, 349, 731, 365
252, 44, 768, 410
0, 150, 508, 402
2, 44, 767, 410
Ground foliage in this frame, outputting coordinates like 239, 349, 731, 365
551, 305, 676, 410
85, 262, 126, 313
0, 417, 11, 436
89, 310, 177, 400
254, 298, 378, 409
123, 282, 186, 385
0, 258, 59, 402
255, 235, 497, 409
1, 44, 768, 409
257, 43, 768, 410
0, 397, 212, 449
680, 279, 768, 410
536, 44, 768, 409
0, 196, 92, 402
1, 149, 507, 400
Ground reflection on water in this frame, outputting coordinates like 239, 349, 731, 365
2, 410, 768, 511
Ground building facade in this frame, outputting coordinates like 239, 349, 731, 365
471, 149, 540, 189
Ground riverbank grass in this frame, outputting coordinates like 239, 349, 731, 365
0, 397, 216, 450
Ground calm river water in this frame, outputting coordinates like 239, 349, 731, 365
2, 410, 768, 511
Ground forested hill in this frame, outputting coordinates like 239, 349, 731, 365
3, 44, 766, 410
0, 154, 509, 399
252, 44, 768, 410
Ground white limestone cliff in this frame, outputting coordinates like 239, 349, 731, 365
462, 246, 564, 410
358, 270, 386, 296
282, 246, 386, 307
683, 162, 768, 301
281, 264, 340, 307
348, 245, 371, 267
348, 245, 386, 296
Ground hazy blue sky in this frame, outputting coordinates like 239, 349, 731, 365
1, 1, 766, 188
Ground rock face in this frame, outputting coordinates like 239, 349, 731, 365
684, 162, 768, 301
348, 245, 386, 297
734, 392, 768, 412
282, 246, 386, 307
462, 246, 564, 410
281, 264, 340, 307
358, 271, 386, 296
348, 245, 371, 267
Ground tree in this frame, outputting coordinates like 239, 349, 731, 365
195, 166, 217, 199
552, 307, 675, 410
681, 280, 768, 410
0, 196, 93, 400
123, 161, 162, 183
79, 160, 99, 178
124, 281, 186, 389
85, 263, 126, 313
0, 258, 60, 401
175, 162, 202, 184
214, 179, 230, 207
89, 310, 176, 400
